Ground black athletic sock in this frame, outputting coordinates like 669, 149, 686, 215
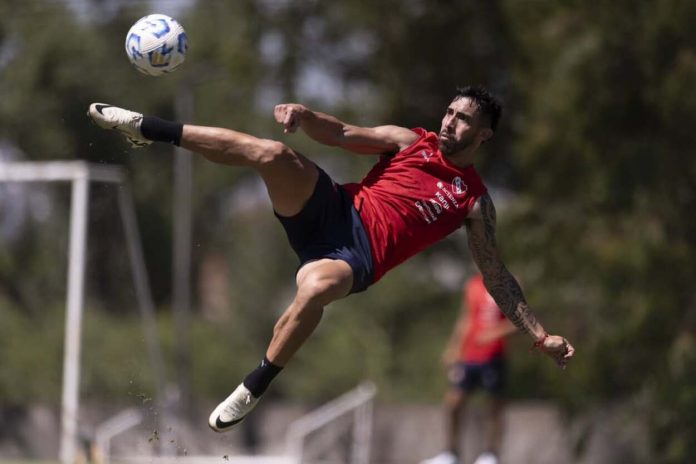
242, 357, 283, 398
140, 116, 183, 146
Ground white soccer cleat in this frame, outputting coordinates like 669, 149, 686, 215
208, 383, 260, 432
87, 103, 152, 148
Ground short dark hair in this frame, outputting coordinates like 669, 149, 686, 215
454, 86, 502, 132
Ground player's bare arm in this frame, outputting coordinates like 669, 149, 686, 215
464, 193, 575, 368
274, 103, 418, 155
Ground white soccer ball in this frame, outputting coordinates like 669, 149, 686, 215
125, 14, 188, 76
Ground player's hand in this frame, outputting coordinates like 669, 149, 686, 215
534, 334, 574, 369
274, 103, 305, 133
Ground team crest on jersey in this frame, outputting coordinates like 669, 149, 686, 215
451, 177, 468, 196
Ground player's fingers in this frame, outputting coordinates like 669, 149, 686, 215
556, 341, 574, 369
556, 352, 567, 368
273, 105, 285, 123
283, 111, 298, 133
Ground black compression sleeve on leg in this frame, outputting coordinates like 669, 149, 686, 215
140, 116, 184, 146
242, 357, 283, 398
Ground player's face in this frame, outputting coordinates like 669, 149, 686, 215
438, 97, 488, 156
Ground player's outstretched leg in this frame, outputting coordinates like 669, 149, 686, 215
87, 103, 153, 148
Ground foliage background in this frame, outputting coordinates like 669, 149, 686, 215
1, 0, 695, 461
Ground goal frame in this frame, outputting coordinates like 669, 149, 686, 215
0, 161, 166, 464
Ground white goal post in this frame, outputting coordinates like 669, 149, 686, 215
0, 161, 166, 464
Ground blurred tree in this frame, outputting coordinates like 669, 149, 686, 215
502, 0, 696, 460
1, 1, 695, 461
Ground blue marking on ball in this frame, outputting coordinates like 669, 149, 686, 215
148, 42, 174, 67
177, 32, 188, 54
126, 33, 143, 59
146, 18, 171, 39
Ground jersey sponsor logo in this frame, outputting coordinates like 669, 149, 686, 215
415, 200, 435, 223
434, 191, 450, 210
451, 176, 468, 196
438, 182, 460, 208
420, 150, 434, 162
414, 179, 468, 225
429, 198, 443, 214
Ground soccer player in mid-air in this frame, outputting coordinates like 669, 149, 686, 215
87, 86, 575, 432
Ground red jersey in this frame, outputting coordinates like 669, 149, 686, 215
460, 274, 507, 363
342, 128, 487, 283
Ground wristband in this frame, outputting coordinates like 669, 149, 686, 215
531, 332, 549, 351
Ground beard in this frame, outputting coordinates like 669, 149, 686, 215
439, 133, 475, 156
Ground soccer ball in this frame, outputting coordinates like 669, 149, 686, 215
125, 14, 188, 76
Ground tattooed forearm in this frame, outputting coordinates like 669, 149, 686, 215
466, 194, 544, 339
484, 275, 539, 337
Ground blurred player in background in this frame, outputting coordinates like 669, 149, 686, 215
423, 273, 516, 464
87, 86, 574, 433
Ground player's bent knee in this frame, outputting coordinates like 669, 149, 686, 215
296, 275, 344, 308
255, 140, 294, 166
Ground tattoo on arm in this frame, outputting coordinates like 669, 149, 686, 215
466, 194, 541, 338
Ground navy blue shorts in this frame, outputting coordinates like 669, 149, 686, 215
275, 167, 374, 294
448, 356, 506, 395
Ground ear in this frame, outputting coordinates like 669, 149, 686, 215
479, 128, 494, 143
